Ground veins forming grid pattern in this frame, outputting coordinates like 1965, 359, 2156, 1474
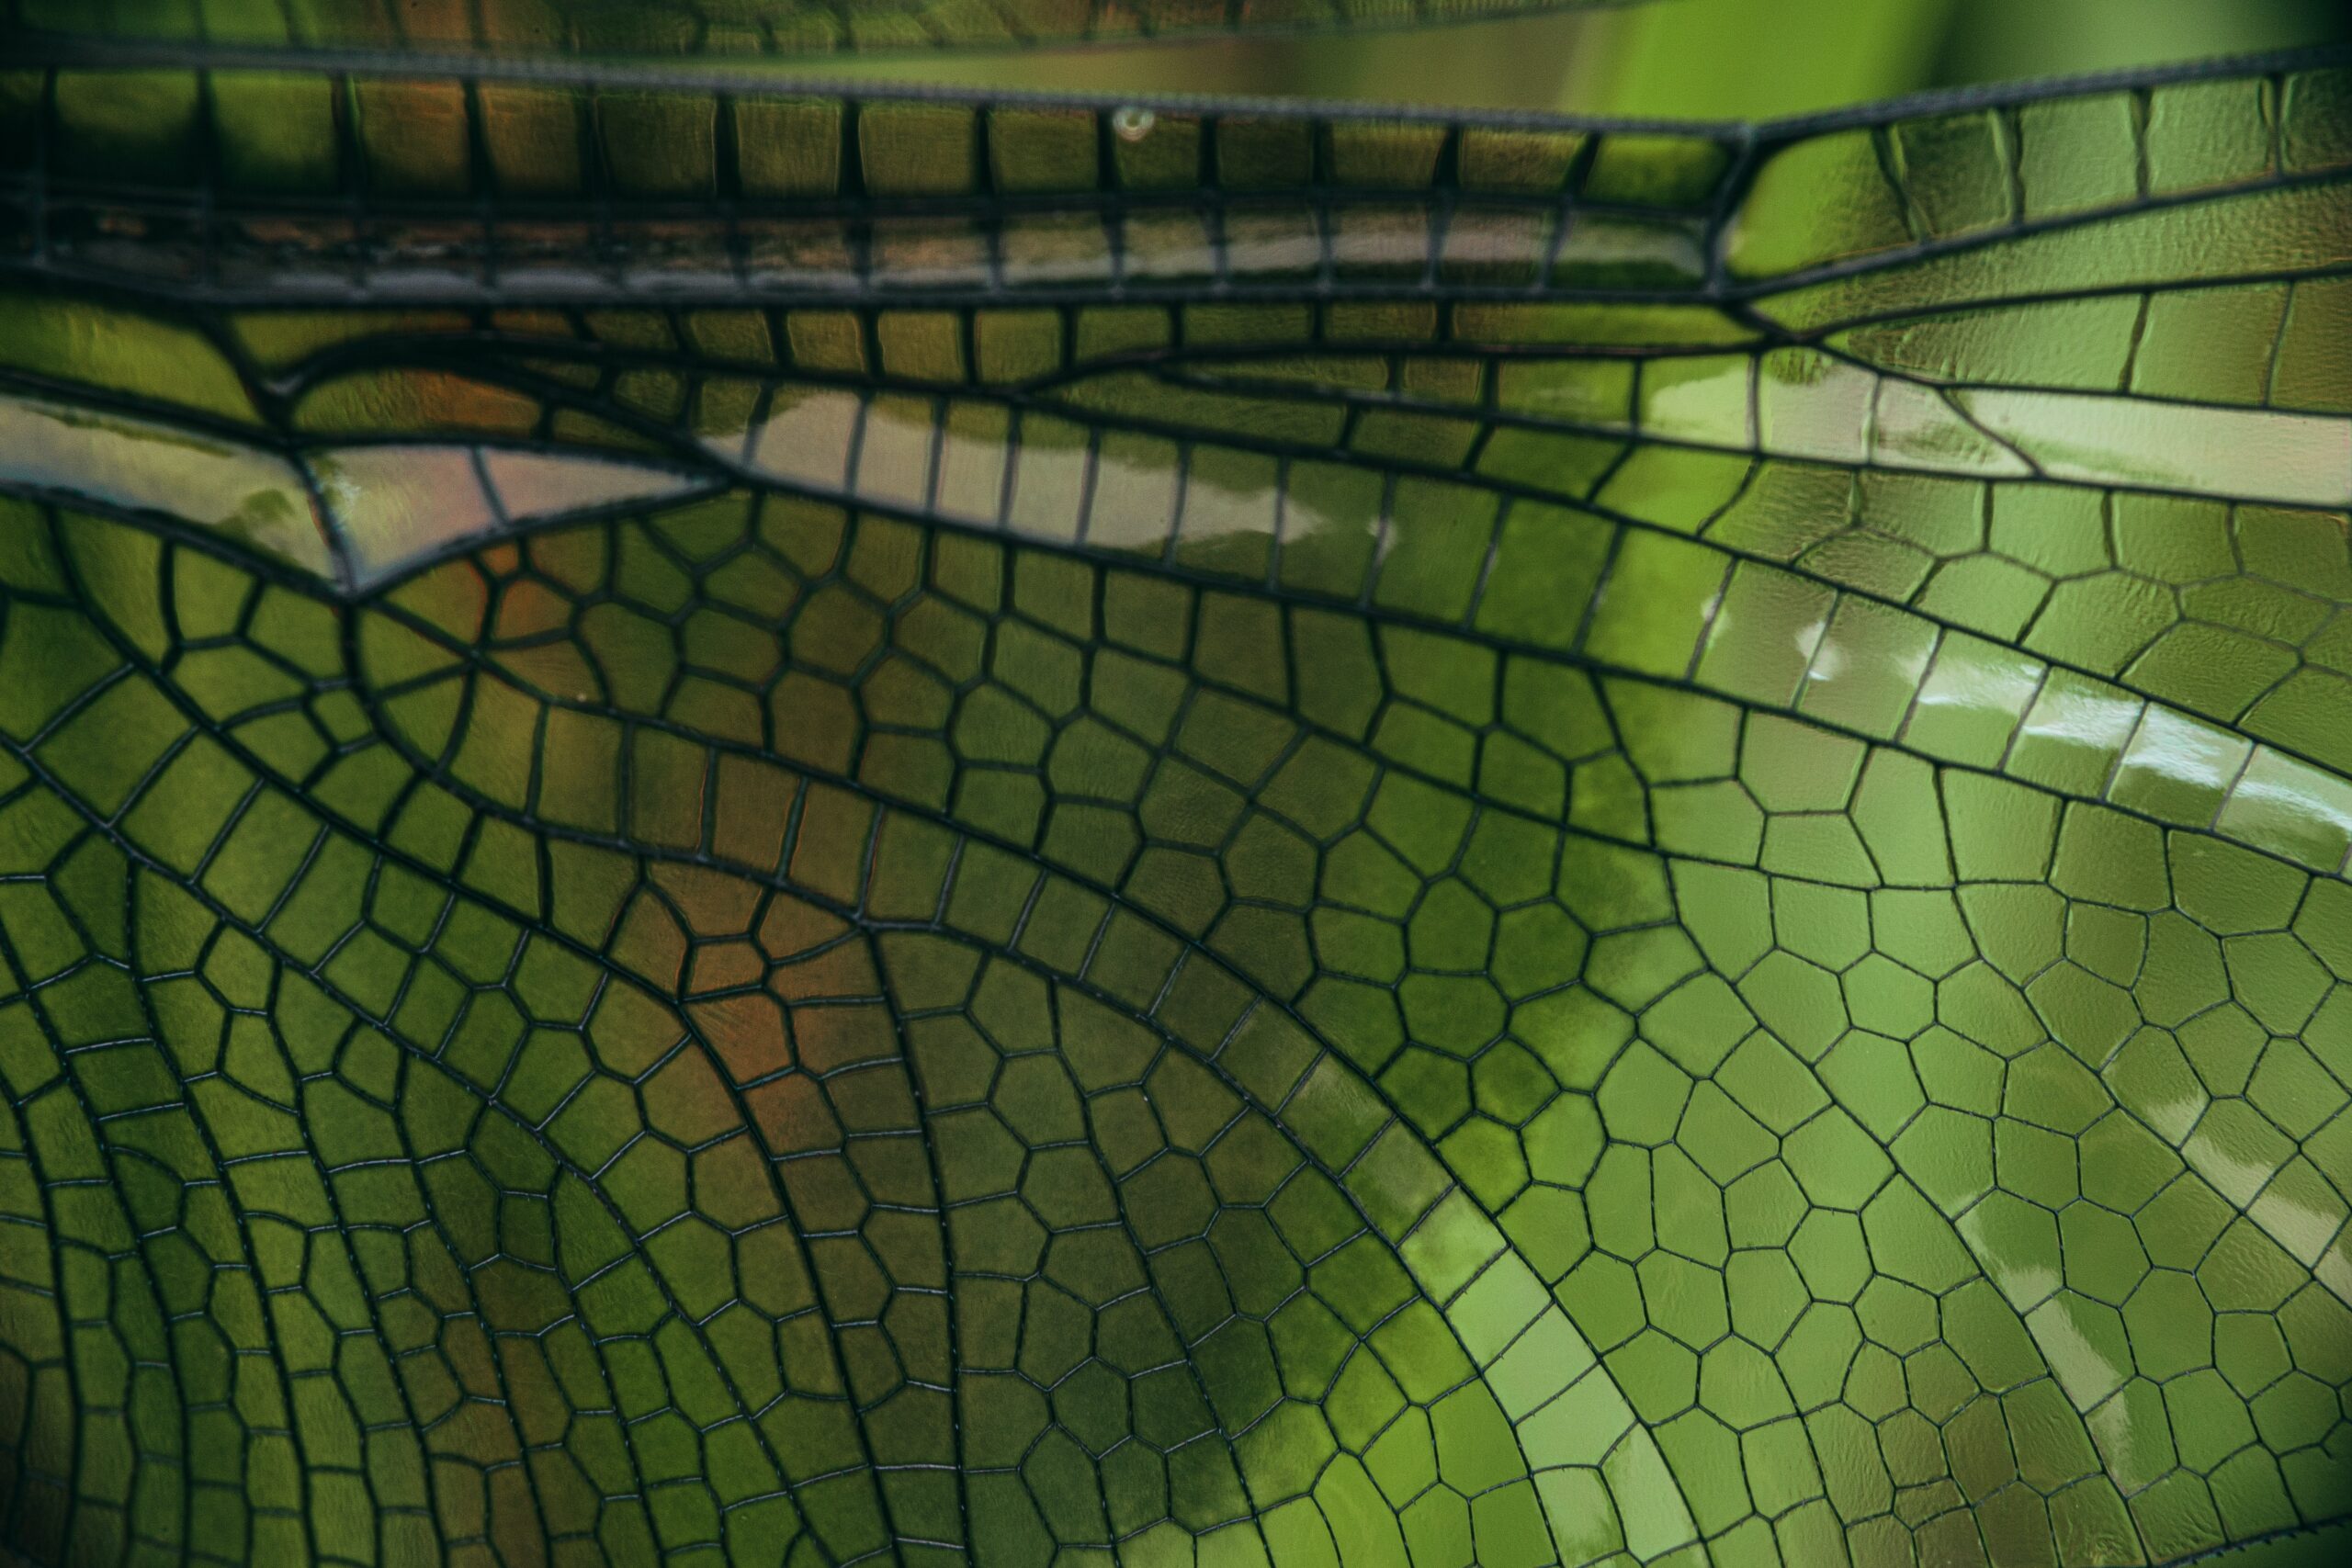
0, 37, 2347, 1568
1, 0, 1632, 56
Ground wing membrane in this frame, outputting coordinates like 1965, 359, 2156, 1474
1, 43, 2350, 1568
4, 0, 1631, 59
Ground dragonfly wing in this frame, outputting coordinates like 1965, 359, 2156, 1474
0, 46, 2349, 1568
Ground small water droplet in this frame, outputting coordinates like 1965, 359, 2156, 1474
1112, 106, 1157, 143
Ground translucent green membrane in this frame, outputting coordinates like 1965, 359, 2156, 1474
0, 36, 2349, 1568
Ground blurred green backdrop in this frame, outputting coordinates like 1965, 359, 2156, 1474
792, 0, 2351, 118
